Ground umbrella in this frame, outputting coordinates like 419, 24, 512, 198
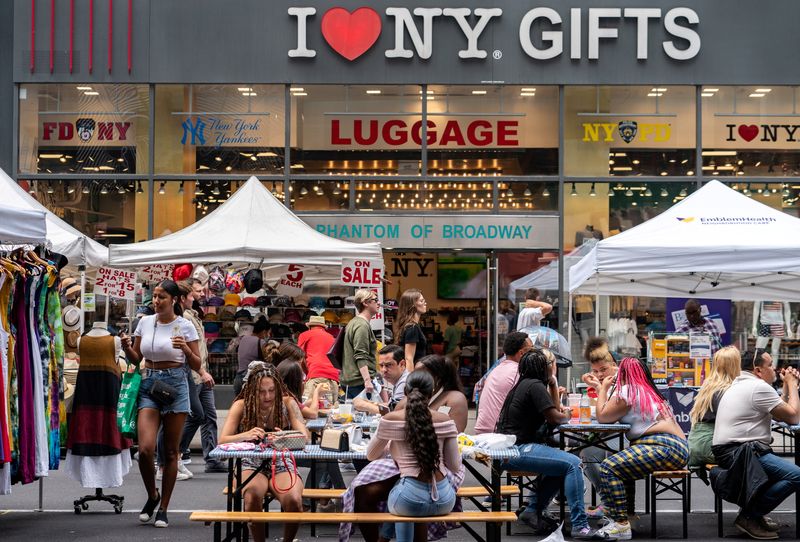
518, 325, 573, 367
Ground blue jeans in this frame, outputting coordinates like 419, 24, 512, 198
503, 442, 589, 530
747, 452, 800, 518
180, 381, 221, 466
388, 477, 456, 542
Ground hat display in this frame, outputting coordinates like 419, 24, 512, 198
289, 322, 309, 333
271, 323, 293, 340
269, 313, 285, 324
209, 340, 228, 353
345, 296, 356, 309
255, 295, 271, 307
203, 312, 218, 321
284, 309, 302, 324
235, 309, 253, 322
203, 321, 221, 334
273, 295, 292, 307
62, 305, 81, 332
338, 311, 354, 325
207, 296, 225, 307
322, 310, 340, 324
328, 296, 345, 308
243, 268, 264, 294
173, 263, 193, 282
192, 264, 209, 285
226, 269, 244, 293
224, 293, 241, 306
240, 296, 257, 307
307, 315, 326, 327
219, 306, 236, 321
293, 294, 310, 307
220, 322, 238, 338
309, 296, 326, 311
60, 277, 77, 294
208, 266, 226, 293
302, 309, 317, 322
64, 330, 80, 352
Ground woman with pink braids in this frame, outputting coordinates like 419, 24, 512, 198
595, 357, 688, 540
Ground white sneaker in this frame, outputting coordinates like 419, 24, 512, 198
177, 462, 194, 479
598, 521, 632, 540
157, 466, 191, 481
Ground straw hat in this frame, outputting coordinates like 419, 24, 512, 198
62, 305, 81, 332
307, 315, 326, 327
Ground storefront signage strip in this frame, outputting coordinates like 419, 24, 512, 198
301, 214, 559, 250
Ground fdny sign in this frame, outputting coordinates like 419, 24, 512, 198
41, 119, 132, 144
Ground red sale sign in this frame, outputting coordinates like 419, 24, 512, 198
96, 267, 137, 300
340, 258, 384, 287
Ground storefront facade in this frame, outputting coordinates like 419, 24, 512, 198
7, 0, 800, 371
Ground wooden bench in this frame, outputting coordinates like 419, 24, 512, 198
222, 485, 520, 499
191, 510, 518, 542
649, 470, 691, 539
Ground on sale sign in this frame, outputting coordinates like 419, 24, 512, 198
340, 258, 384, 287
96, 267, 137, 301
276, 264, 305, 296
139, 264, 175, 282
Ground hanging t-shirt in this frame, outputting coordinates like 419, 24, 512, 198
495, 378, 554, 444
398, 323, 427, 363
134, 314, 198, 364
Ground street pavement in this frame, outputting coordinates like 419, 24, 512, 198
1, 409, 797, 541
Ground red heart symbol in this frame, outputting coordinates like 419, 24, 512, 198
321, 7, 381, 61
738, 124, 759, 142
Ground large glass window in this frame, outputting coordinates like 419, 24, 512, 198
565, 86, 696, 177
425, 86, 558, 176
563, 181, 695, 250
290, 180, 349, 211
354, 179, 492, 212
702, 86, 800, 177
154, 85, 285, 174
290, 85, 422, 175
17, 178, 147, 244
499, 181, 558, 212
19, 84, 149, 175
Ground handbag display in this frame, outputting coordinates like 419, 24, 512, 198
320, 427, 349, 452
265, 430, 306, 451
149, 379, 179, 407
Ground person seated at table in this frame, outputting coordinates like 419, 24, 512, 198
579, 337, 620, 518
711, 349, 800, 540
354, 344, 409, 415
278, 341, 308, 374
409, 355, 468, 433
687, 346, 740, 469
219, 361, 309, 542
277, 360, 328, 420
595, 357, 688, 540
496, 348, 605, 540
366, 370, 462, 542
474, 331, 532, 434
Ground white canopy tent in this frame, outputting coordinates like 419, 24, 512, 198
507, 241, 596, 300
569, 180, 800, 302
108, 177, 382, 278
0, 168, 108, 268
0, 207, 47, 245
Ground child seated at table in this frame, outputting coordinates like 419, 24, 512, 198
219, 361, 309, 542
596, 357, 688, 540
496, 349, 605, 540
366, 370, 462, 542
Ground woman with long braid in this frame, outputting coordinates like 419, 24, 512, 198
496, 349, 605, 540
219, 361, 309, 542
366, 370, 461, 542
596, 357, 688, 540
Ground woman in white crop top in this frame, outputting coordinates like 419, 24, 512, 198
120, 279, 200, 529
594, 357, 688, 540
366, 370, 461, 542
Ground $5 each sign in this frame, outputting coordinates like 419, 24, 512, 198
277, 264, 305, 296
95, 267, 137, 301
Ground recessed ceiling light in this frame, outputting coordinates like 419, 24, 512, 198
755, 88, 772, 93
651, 87, 668, 92
520, 88, 536, 92
293, 92, 307, 97
76, 86, 93, 90
418, 90, 434, 94
84, 91, 99, 96
703, 88, 719, 92
237, 87, 253, 92
366, 90, 382, 95
289, 87, 304, 92
520, 92, 535, 97
613, 166, 633, 172
749, 93, 766, 98
472, 90, 487, 95
701, 93, 715, 97
647, 93, 663, 97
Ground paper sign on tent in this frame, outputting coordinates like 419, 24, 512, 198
341, 258, 384, 287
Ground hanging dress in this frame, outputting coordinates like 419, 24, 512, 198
64, 334, 132, 488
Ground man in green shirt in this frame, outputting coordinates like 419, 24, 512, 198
444, 312, 464, 362
342, 289, 379, 399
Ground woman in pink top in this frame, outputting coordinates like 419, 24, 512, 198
366, 370, 462, 542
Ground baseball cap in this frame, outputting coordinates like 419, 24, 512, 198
207, 296, 225, 307
240, 296, 257, 307
255, 295, 271, 307
192, 265, 209, 285
173, 263, 193, 282
293, 294, 310, 307
224, 293, 241, 307
244, 269, 263, 294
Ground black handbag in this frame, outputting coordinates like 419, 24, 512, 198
326, 328, 346, 370
149, 379, 179, 407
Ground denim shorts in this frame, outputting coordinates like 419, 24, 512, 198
138, 367, 191, 415
388, 476, 456, 517
242, 454, 297, 477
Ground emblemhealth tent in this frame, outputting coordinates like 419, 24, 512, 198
508, 241, 596, 300
569, 180, 800, 302
0, 168, 108, 268
108, 176, 382, 276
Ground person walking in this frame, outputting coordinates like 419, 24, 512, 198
394, 289, 428, 371
120, 279, 201, 528
341, 289, 379, 400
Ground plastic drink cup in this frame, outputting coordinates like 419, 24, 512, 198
568, 394, 581, 422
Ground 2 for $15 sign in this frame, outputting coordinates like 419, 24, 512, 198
96, 267, 137, 301
340, 258, 383, 287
